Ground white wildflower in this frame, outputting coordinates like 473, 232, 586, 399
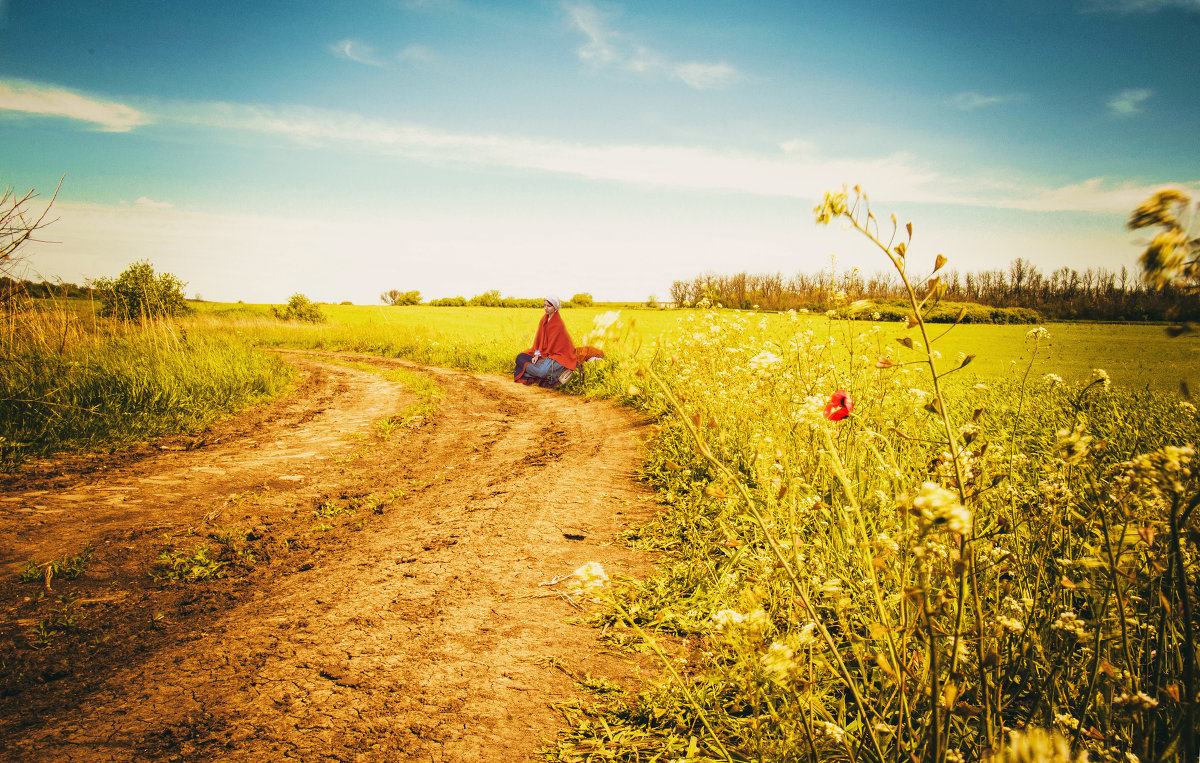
911, 482, 972, 535
711, 609, 745, 632
760, 641, 795, 682
566, 562, 609, 600
749, 350, 783, 370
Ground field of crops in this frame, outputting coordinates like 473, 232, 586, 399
5, 282, 1199, 760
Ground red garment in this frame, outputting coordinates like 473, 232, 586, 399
528, 312, 578, 371
575, 345, 605, 364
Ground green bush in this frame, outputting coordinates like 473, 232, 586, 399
381, 289, 421, 306
571, 293, 594, 307
93, 261, 188, 320
271, 293, 326, 323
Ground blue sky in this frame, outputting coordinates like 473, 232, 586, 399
1, 0, 1197, 303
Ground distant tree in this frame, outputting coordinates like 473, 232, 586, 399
645, 294, 659, 308
469, 289, 503, 307
271, 293, 326, 323
669, 280, 690, 307
94, 261, 188, 320
380, 289, 421, 306
570, 292, 594, 307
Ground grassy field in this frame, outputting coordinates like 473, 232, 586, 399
6, 296, 1199, 760
189, 300, 1197, 393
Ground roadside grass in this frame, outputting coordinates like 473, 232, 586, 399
0, 301, 294, 466
16, 542, 94, 587
538, 194, 1200, 761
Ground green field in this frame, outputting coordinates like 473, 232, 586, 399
194, 300, 1198, 394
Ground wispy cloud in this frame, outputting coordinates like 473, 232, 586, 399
329, 39, 386, 67
947, 91, 1020, 111
565, 1, 739, 90
0, 78, 148, 132
5, 77, 1187, 216
1082, 0, 1200, 13
981, 177, 1197, 214
1107, 87, 1153, 116
166, 98, 1197, 214
131, 196, 174, 210
396, 45, 435, 64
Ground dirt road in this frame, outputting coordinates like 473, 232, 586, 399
0, 351, 659, 761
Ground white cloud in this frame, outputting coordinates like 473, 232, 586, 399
5, 79, 1190, 220
396, 45, 434, 64
983, 177, 1198, 214
329, 39, 386, 67
1107, 87, 1153, 116
565, 1, 739, 90
162, 98, 1197, 215
947, 91, 1019, 111
0, 78, 148, 132
673, 62, 738, 90
132, 196, 174, 210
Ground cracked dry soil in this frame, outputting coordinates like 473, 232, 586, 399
0, 351, 660, 762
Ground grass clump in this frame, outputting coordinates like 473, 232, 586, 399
28, 594, 85, 649
151, 543, 227, 582
17, 542, 94, 587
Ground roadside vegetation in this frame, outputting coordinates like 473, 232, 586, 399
546, 188, 1200, 762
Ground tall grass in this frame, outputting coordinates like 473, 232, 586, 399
549, 193, 1200, 762
0, 302, 293, 464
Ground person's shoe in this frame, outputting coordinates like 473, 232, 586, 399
557, 368, 574, 386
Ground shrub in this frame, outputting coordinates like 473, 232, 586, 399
381, 289, 421, 306
571, 293, 594, 307
271, 293, 326, 323
93, 261, 188, 320
429, 296, 468, 306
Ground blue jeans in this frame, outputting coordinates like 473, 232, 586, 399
522, 357, 566, 381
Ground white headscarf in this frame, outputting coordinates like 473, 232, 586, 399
545, 296, 562, 312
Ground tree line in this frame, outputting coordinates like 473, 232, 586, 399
669, 258, 1200, 321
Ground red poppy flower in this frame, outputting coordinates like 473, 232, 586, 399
824, 390, 853, 421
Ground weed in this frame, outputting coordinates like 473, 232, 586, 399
16, 542, 94, 586
313, 500, 354, 520
151, 543, 227, 582
28, 594, 84, 648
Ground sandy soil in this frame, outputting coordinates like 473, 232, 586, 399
0, 351, 660, 762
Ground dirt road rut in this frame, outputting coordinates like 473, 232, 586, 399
0, 351, 659, 762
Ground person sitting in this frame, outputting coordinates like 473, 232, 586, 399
514, 297, 578, 387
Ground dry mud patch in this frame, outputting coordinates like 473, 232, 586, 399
0, 351, 661, 762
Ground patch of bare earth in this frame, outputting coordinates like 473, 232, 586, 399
0, 351, 660, 762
